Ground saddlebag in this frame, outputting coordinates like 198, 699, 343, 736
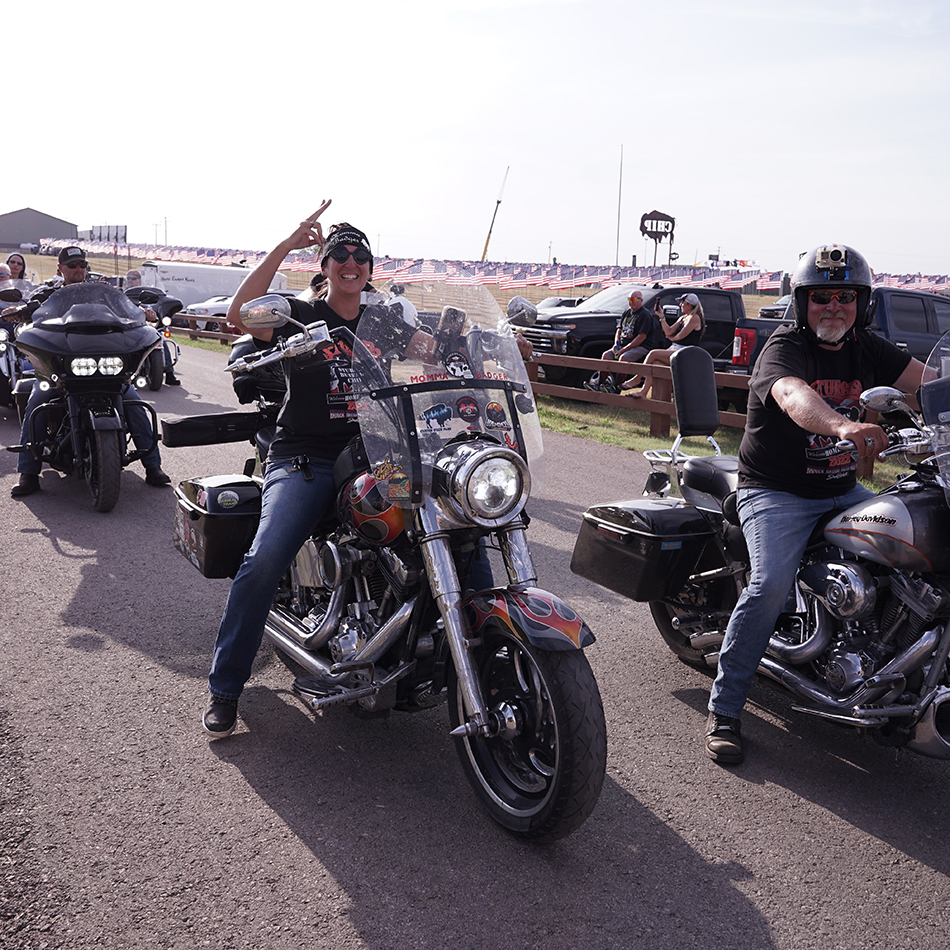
571, 498, 716, 601
173, 474, 261, 578
161, 410, 271, 448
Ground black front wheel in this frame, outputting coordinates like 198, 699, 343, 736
85, 428, 122, 512
146, 350, 164, 391
449, 626, 607, 842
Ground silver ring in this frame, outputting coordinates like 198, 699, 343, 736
864, 437, 875, 447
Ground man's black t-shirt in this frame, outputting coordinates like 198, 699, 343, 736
267, 298, 361, 462
738, 325, 911, 498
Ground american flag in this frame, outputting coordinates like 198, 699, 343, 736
756, 271, 783, 291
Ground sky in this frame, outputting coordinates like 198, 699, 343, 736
11, 0, 950, 275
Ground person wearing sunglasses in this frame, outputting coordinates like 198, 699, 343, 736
703, 244, 926, 766
204, 205, 447, 736
10, 246, 171, 497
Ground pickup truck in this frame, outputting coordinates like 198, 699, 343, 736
716, 286, 950, 410
518, 282, 745, 387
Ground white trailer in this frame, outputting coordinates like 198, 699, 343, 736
139, 260, 288, 307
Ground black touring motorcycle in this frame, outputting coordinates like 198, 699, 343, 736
8, 283, 162, 512
164, 284, 607, 841
572, 340, 950, 760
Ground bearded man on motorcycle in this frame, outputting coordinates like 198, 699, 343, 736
705, 244, 926, 765
10, 246, 170, 498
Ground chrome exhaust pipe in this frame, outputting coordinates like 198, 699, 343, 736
905, 687, 950, 759
263, 606, 335, 678
758, 625, 941, 709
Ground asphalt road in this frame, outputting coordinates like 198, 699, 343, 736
2, 346, 950, 950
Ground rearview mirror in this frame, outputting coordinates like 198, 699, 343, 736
239, 294, 294, 329
507, 295, 537, 327
860, 386, 912, 415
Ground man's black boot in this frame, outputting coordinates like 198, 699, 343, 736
11, 474, 40, 498
705, 712, 744, 764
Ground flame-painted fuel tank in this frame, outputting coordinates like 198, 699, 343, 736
824, 484, 950, 573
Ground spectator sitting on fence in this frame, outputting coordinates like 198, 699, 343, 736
622, 292, 706, 396
584, 289, 660, 394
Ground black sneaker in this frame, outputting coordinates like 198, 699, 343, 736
705, 711, 743, 764
11, 473, 41, 498
145, 466, 171, 487
203, 697, 238, 738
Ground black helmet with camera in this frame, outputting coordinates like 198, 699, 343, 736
790, 244, 873, 331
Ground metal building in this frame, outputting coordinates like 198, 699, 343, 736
0, 207, 78, 247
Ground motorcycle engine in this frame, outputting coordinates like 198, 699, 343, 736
822, 644, 872, 694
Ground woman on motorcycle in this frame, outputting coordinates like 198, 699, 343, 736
203, 205, 456, 737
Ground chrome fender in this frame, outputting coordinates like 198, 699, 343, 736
461, 586, 595, 652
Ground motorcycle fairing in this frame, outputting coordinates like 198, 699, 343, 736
461, 587, 595, 651
352, 285, 544, 507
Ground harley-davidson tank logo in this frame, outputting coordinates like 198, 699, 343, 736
839, 513, 898, 526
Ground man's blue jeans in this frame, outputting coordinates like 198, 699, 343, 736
209, 456, 337, 701
709, 482, 875, 719
17, 381, 161, 475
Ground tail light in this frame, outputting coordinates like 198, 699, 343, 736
732, 328, 756, 367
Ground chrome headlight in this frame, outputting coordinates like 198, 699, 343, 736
434, 441, 530, 527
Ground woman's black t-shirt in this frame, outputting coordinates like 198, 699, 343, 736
738, 325, 910, 498
267, 298, 361, 463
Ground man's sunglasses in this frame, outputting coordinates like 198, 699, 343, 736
327, 246, 371, 266
64, 260, 88, 270
809, 289, 857, 305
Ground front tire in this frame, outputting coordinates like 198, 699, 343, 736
449, 626, 606, 842
146, 350, 164, 391
85, 428, 122, 512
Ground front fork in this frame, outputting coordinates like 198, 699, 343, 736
414, 506, 538, 738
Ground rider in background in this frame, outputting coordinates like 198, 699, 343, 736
704, 245, 925, 765
10, 247, 170, 498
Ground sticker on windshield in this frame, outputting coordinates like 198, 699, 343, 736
456, 396, 480, 428
485, 402, 511, 430
422, 403, 453, 430
444, 353, 474, 379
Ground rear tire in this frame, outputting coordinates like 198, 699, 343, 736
449, 625, 606, 842
85, 428, 122, 512
146, 350, 164, 391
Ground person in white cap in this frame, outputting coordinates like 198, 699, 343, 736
621, 292, 706, 395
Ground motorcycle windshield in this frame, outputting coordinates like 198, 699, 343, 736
31, 282, 149, 328
921, 329, 950, 508
352, 283, 543, 507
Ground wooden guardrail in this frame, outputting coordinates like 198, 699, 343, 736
524, 352, 750, 438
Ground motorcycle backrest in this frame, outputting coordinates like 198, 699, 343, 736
670, 345, 720, 437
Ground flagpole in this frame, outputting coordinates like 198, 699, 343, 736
481, 166, 510, 262
615, 145, 623, 266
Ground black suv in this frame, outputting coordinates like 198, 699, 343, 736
517, 283, 745, 386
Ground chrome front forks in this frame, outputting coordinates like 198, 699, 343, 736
414, 506, 537, 738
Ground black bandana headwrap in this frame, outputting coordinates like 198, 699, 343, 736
320, 225, 373, 272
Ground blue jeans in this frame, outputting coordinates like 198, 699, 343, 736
209, 456, 337, 700
709, 482, 875, 719
208, 455, 496, 701
17, 381, 161, 475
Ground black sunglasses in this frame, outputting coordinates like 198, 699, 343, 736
327, 246, 371, 266
64, 260, 88, 269
809, 289, 857, 305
